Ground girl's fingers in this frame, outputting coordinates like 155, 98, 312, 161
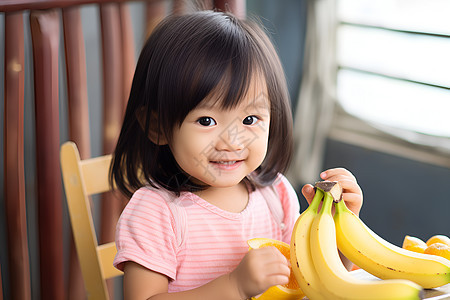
265, 261, 290, 276
254, 247, 290, 285
256, 247, 289, 266
321, 176, 362, 195
335, 178, 362, 193
341, 192, 362, 204
303, 178, 361, 204
319, 168, 363, 216
341, 194, 362, 215
267, 274, 289, 286
321, 168, 357, 182
301, 184, 315, 205
341, 193, 363, 210
322, 174, 356, 185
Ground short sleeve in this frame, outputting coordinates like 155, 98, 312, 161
275, 175, 301, 244
114, 187, 179, 280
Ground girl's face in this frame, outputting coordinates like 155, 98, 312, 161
169, 78, 270, 189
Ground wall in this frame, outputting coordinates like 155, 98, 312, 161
247, 0, 307, 112
251, 0, 450, 247
321, 139, 450, 246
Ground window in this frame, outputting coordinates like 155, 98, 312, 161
336, 0, 450, 139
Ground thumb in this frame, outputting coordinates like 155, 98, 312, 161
301, 184, 315, 205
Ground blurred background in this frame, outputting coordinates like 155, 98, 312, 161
1, 0, 449, 299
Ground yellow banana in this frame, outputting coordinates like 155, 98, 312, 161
290, 188, 329, 300
334, 199, 450, 289
310, 187, 423, 300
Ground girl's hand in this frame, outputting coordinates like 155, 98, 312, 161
301, 167, 363, 216
229, 246, 290, 299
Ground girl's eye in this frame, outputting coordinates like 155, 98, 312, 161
197, 117, 217, 126
243, 115, 259, 125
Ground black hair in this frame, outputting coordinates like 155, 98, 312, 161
111, 10, 293, 198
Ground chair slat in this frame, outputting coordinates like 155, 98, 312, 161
100, 2, 124, 154
97, 242, 123, 279
4, 11, 31, 300
30, 9, 65, 300
214, 0, 246, 19
0, 265, 3, 300
62, 7, 92, 298
99, 4, 128, 266
145, 0, 167, 39
63, 6, 92, 159
81, 155, 113, 195
61, 142, 111, 300
119, 2, 135, 111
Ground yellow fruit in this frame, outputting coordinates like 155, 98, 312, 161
426, 235, 450, 247
402, 235, 427, 253
247, 238, 304, 300
424, 243, 450, 261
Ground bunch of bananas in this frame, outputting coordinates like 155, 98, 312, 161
290, 181, 450, 300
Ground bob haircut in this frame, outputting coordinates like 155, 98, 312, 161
111, 10, 293, 198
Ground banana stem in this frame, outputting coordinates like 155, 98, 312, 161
315, 181, 343, 202
334, 199, 347, 215
308, 188, 324, 213
321, 193, 334, 216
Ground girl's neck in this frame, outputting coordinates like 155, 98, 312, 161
193, 181, 249, 213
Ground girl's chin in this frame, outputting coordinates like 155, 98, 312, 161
193, 173, 247, 188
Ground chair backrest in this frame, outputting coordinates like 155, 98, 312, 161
60, 141, 123, 300
2, 1, 245, 298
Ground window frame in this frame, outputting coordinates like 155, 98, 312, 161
331, 0, 450, 167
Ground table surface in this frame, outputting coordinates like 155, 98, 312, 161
353, 269, 450, 299
303, 269, 450, 299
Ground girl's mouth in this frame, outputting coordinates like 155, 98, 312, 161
210, 160, 243, 170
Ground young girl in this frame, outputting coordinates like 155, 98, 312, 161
111, 10, 363, 299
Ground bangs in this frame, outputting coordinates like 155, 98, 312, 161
155, 12, 273, 137
200, 66, 269, 112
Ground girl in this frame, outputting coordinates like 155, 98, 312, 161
111, 10, 363, 299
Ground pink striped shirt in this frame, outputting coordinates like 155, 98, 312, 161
114, 174, 300, 293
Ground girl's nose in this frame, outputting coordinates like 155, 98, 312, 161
215, 126, 246, 152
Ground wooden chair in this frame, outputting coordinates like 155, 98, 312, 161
60, 141, 123, 300
1, 1, 245, 298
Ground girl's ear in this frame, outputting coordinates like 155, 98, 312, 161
135, 107, 168, 145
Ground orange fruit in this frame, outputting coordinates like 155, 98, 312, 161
426, 235, 450, 247
402, 235, 427, 254
247, 238, 304, 299
424, 243, 450, 261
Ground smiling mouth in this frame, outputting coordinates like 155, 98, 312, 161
212, 160, 238, 165
209, 160, 243, 170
